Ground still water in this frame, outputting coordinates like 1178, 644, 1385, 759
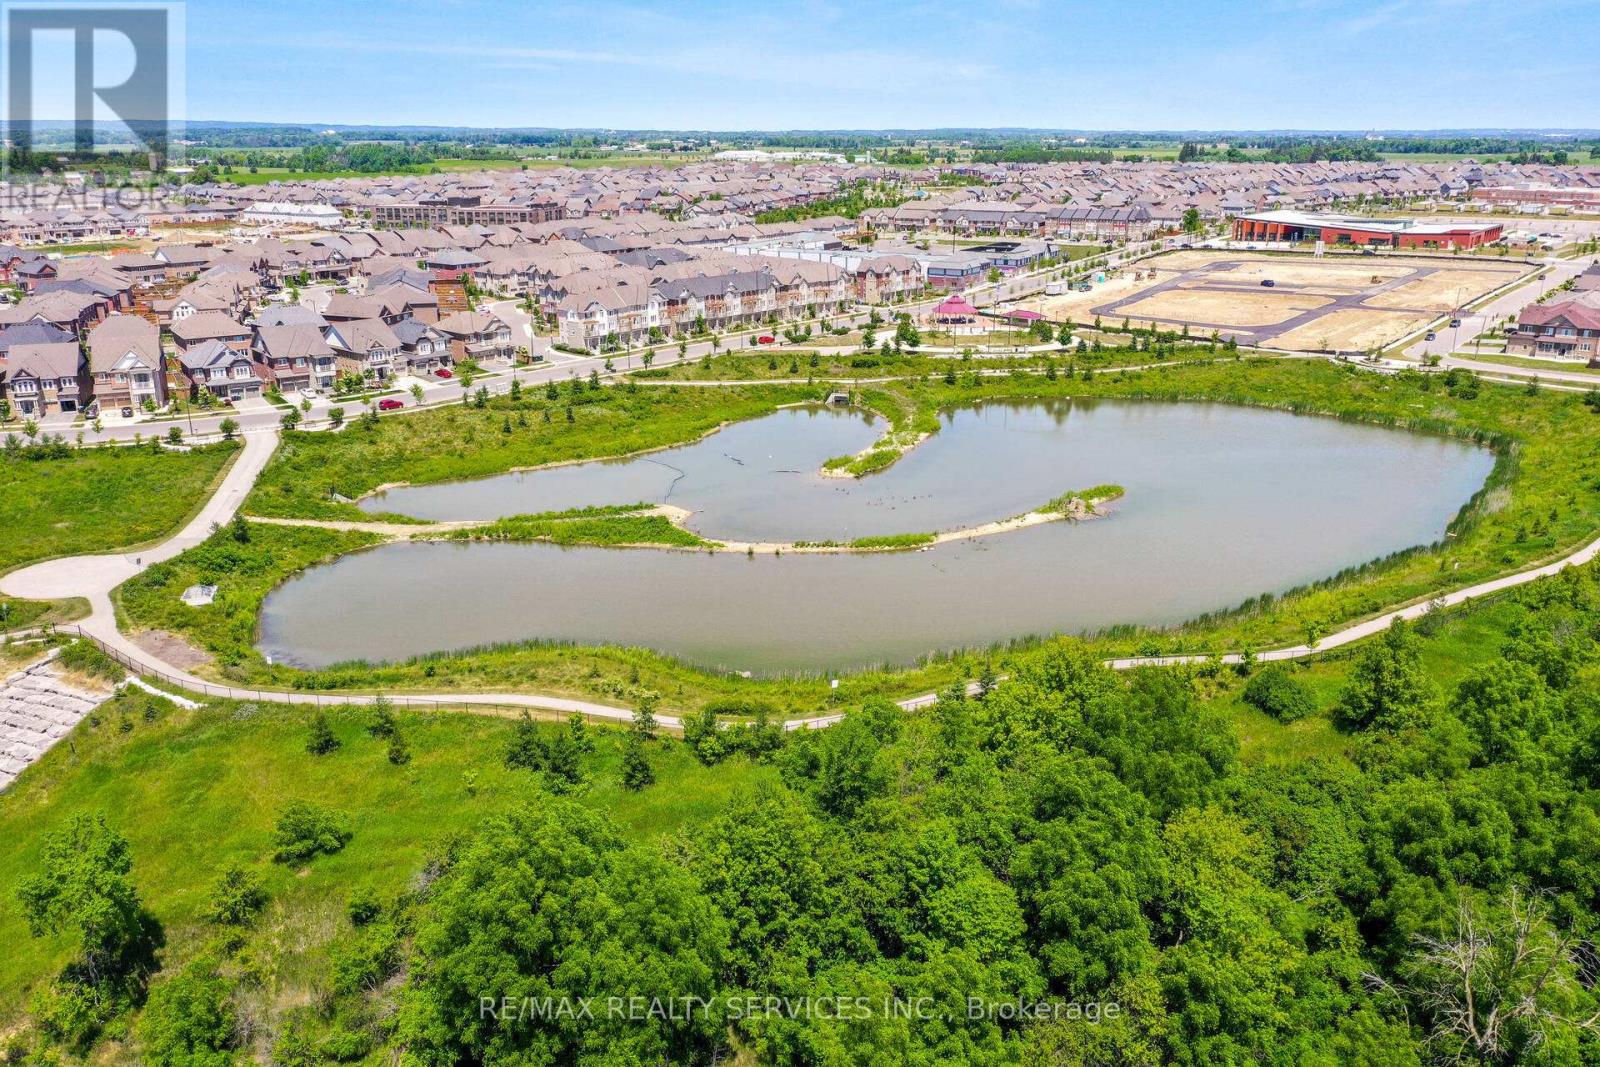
262, 400, 1494, 674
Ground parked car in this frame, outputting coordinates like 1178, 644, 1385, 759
434, 368, 453, 379
1260, 279, 1276, 287
758, 335, 776, 345
119, 406, 133, 418
378, 398, 403, 411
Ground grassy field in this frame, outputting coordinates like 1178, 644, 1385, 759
0, 683, 776, 1024
517, 153, 710, 170
642, 347, 1136, 383
0, 441, 238, 574
20, 239, 142, 255
0, 440, 235, 636
442, 509, 714, 548
0, 596, 88, 633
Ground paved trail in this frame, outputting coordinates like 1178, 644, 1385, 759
6, 367, 1599, 732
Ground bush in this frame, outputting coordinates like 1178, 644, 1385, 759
330, 923, 401, 996
273, 801, 352, 864
134, 961, 236, 1067
1241, 664, 1317, 723
346, 887, 382, 926
205, 864, 266, 926
56, 640, 125, 683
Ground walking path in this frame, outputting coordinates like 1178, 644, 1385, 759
5, 363, 1600, 739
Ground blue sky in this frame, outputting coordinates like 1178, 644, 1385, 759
174, 0, 1598, 130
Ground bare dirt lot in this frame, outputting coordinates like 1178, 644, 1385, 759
1002, 251, 1536, 353
1117, 288, 1332, 327
1208, 259, 1415, 289
1364, 266, 1528, 312
1029, 269, 1176, 321
1272, 309, 1435, 352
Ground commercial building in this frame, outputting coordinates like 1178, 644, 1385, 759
1231, 210, 1503, 250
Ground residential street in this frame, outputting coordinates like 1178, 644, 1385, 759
1404, 254, 1593, 360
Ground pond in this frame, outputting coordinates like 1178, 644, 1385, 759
260, 399, 1495, 675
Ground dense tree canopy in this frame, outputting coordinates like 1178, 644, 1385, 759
15, 561, 1600, 1064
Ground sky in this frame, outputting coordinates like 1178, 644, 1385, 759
84, 0, 1600, 129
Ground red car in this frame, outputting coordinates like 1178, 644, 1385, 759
757, 335, 776, 345
434, 368, 454, 379
378, 398, 404, 411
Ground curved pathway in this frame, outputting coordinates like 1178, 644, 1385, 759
5, 389, 1600, 735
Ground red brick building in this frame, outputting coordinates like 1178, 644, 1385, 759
1232, 210, 1503, 250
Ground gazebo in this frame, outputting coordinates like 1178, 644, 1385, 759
932, 295, 980, 324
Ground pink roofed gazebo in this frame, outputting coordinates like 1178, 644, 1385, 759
932, 295, 980, 322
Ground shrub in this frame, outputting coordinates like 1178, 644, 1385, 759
204, 865, 266, 926
306, 709, 340, 755
273, 801, 352, 864
56, 640, 125, 683
1241, 664, 1317, 723
330, 923, 401, 996
134, 961, 236, 1067
346, 887, 382, 927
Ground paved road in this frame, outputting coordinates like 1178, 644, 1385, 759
1406, 255, 1593, 360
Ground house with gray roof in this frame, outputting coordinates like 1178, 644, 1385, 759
179, 339, 264, 401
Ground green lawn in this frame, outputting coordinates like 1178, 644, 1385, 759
0, 687, 773, 1022
0, 441, 238, 574
1457, 352, 1600, 376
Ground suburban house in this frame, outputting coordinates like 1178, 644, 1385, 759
179, 339, 265, 401
1506, 294, 1600, 364
391, 317, 454, 375
170, 311, 252, 355
87, 315, 167, 413
422, 248, 487, 282
435, 310, 516, 363
253, 324, 337, 393
5, 341, 86, 416
324, 318, 403, 382
254, 304, 330, 330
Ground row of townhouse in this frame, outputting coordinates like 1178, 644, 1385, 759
861, 202, 1157, 241
170, 303, 514, 400
0, 207, 148, 245
371, 195, 566, 229
552, 254, 920, 351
